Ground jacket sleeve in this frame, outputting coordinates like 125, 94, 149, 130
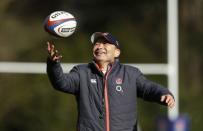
136, 72, 173, 105
46, 58, 80, 94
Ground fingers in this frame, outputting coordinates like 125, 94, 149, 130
161, 94, 175, 108
47, 41, 62, 62
47, 41, 55, 57
47, 41, 51, 52
47, 41, 54, 54
53, 50, 62, 61
165, 95, 171, 103
168, 99, 175, 108
53, 54, 62, 61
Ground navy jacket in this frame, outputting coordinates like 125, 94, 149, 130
47, 58, 172, 131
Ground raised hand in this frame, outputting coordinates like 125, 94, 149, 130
47, 41, 62, 62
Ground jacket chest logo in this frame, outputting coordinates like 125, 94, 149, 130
116, 78, 122, 84
115, 78, 123, 92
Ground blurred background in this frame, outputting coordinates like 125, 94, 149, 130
0, 0, 202, 130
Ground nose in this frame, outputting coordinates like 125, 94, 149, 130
95, 42, 105, 48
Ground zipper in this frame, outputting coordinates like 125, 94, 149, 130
103, 66, 113, 131
93, 61, 114, 131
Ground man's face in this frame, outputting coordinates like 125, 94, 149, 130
93, 38, 120, 63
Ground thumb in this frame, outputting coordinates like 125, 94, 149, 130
161, 95, 166, 102
47, 41, 51, 52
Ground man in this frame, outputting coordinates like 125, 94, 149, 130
46, 32, 175, 131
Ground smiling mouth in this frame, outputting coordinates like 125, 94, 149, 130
96, 52, 105, 56
95, 50, 106, 56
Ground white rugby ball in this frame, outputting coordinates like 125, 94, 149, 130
44, 11, 77, 37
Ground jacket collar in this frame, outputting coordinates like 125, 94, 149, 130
90, 59, 120, 76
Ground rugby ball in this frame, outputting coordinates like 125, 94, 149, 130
44, 11, 77, 37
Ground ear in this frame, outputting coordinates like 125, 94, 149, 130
114, 48, 121, 58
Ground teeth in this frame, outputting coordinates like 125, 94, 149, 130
97, 52, 104, 55
96, 50, 105, 54
96, 52, 105, 56
95, 49, 106, 56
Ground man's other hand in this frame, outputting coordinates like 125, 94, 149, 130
161, 94, 175, 108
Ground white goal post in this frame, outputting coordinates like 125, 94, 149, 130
0, 62, 168, 74
0, 0, 178, 121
